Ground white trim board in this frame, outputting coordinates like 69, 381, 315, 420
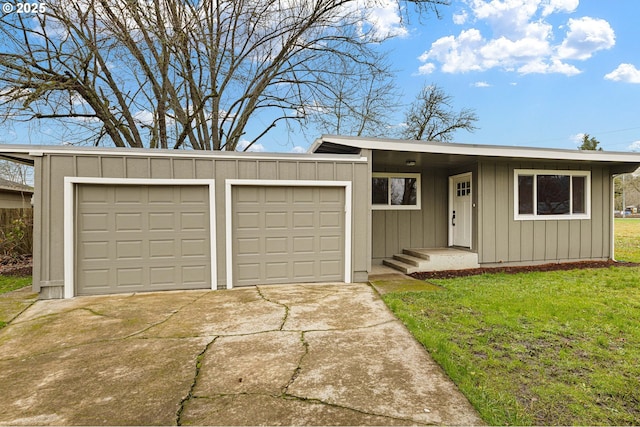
225, 179, 353, 289
63, 177, 217, 298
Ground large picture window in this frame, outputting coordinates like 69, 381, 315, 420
514, 169, 590, 220
372, 173, 421, 210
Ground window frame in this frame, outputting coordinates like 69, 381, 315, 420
513, 169, 591, 221
372, 172, 421, 210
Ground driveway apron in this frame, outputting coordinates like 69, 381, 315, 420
0, 283, 483, 426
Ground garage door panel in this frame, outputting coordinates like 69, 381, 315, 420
182, 265, 208, 284
80, 186, 110, 203
181, 239, 208, 257
320, 258, 341, 272
115, 186, 144, 203
237, 238, 260, 255
232, 185, 345, 287
117, 268, 143, 286
236, 212, 260, 230
265, 262, 288, 280
265, 237, 287, 254
149, 239, 174, 258
81, 241, 109, 260
293, 261, 315, 279
320, 235, 341, 252
181, 212, 207, 230
265, 187, 287, 202
293, 212, 314, 228
115, 240, 143, 260
319, 211, 341, 227
265, 212, 287, 228
115, 213, 143, 231
292, 189, 313, 203
319, 187, 341, 202
180, 186, 207, 203
80, 213, 109, 232
76, 184, 211, 295
147, 186, 174, 203
150, 266, 175, 285
149, 213, 175, 230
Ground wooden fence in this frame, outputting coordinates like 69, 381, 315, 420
0, 208, 33, 255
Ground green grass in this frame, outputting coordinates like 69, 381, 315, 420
0, 275, 32, 295
383, 221, 640, 425
614, 218, 640, 262
384, 268, 640, 425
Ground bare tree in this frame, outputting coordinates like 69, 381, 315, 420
0, 0, 446, 151
305, 55, 401, 138
0, 160, 32, 185
401, 83, 478, 141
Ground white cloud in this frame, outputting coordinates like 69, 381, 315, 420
237, 140, 266, 152
605, 63, 640, 83
133, 110, 154, 126
418, 0, 614, 76
541, 0, 579, 17
518, 59, 581, 75
571, 132, 586, 146
363, 0, 407, 38
347, 0, 407, 39
472, 81, 491, 87
417, 62, 436, 75
556, 17, 615, 60
453, 10, 468, 25
627, 141, 640, 152
291, 146, 307, 153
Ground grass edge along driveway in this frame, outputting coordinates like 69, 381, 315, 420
382, 266, 640, 425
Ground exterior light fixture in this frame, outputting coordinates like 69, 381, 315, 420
406, 160, 416, 166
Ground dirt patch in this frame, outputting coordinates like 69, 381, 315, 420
0, 254, 32, 277
410, 260, 639, 280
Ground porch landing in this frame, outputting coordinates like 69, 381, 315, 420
382, 248, 480, 274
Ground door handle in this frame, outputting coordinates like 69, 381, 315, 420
452, 210, 456, 226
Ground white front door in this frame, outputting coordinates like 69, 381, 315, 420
449, 173, 472, 248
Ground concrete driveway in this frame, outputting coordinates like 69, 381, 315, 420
0, 283, 483, 426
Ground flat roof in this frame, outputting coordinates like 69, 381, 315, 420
0, 143, 367, 165
311, 135, 640, 165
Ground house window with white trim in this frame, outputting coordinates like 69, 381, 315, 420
514, 169, 590, 220
372, 173, 421, 210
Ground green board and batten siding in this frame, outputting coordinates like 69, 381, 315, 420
32, 151, 369, 298
371, 169, 449, 263
370, 159, 613, 266
477, 160, 611, 265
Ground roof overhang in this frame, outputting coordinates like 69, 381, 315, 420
311, 135, 640, 174
0, 143, 367, 164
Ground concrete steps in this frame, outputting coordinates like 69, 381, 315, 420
382, 248, 480, 274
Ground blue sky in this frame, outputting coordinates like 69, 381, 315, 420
291, 0, 640, 153
4, 0, 640, 154
383, 0, 640, 153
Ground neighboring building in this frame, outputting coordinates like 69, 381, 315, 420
0, 177, 33, 209
2, 135, 640, 299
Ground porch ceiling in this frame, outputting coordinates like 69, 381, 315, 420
372, 149, 477, 170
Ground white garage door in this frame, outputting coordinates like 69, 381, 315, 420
232, 186, 345, 287
75, 184, 211, 296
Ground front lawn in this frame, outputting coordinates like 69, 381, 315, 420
0, 275, 32, 295
614, 218, 640, 262
384, 267, 640, 425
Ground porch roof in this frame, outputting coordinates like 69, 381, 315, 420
311, 135, 640, 174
